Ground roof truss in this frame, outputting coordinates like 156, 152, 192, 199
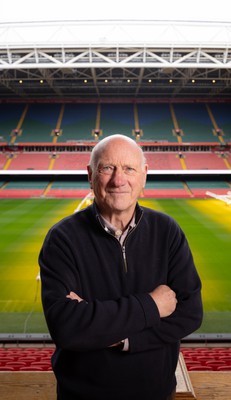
0, 20, 231, 99
1, 46, 231, 69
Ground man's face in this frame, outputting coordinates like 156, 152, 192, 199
88, 139, 147, 217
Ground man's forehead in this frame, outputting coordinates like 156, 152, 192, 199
100, 145, 139, 160
98, 155, 139, 166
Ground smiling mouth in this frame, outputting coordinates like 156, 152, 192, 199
108, 191, 129, 194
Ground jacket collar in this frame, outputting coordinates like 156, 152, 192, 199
90, 200, 143, 226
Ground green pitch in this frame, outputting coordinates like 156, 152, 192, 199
0, 198, 230, 334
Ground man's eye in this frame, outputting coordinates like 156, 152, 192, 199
99, 166, 114, 174
124, 167, 136, 174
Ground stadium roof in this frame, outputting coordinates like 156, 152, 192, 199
0, 19, 231, 101
1, 20, 231, 47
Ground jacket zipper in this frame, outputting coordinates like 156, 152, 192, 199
120, 213, 143, 273
122, 245, 128, 273
96, 210, 143, 274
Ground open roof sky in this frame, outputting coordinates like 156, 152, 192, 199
0, 0, 230, 24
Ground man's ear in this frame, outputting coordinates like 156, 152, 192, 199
87, 165, 93, 188
143, 164, 148, 188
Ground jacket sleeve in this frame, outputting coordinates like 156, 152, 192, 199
39, 226, 161, 351
129, 221, 203, 354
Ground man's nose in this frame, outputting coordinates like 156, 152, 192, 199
110, 167, 126, 185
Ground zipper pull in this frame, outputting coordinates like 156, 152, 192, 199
122, 245, 128, 273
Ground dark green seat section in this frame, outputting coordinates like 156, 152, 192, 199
186, 178, 229, 189
19, 104, 61, 143
61, 104, 97, 141
1, 102, 230, 144
5, 180, 49, 189
209, 103, 231, 141
145, 178, 183, 189
0, 104, 25, 141
0, 181, 6, 188
51, 179, 90, 189
100, 103, 134, 137
137, 104, 174, 142
173, 103, 216, 142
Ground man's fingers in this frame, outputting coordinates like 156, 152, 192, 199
66, 291, 83, 302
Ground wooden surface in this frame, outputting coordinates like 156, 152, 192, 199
189, 371, 231, 400
0, 371, 56, 400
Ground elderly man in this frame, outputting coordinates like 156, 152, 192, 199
39, 134, 203, 400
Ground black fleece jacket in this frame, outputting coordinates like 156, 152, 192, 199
39, 202, 203, 400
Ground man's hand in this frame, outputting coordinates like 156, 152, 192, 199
149, 285, 177, 318
66, 291, 84, 302
67, 291, 126, 350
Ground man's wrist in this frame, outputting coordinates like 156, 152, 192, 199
117, 340, 125, 350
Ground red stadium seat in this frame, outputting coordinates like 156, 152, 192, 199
217, 365, 231, 371
193, 356, 217, 364
30, 361, 52, 370
19, 366, 44, 371
16, 356, 38, 364
0, 366, 15, 371
185, 362, 202, 371
0, 357, 15, 364
5, 361, 27, 370
204, 362, 226, 371
217, 356, 231, 362
188, 365, 213, 371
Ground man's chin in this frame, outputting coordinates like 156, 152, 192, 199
105, 199, 134, 213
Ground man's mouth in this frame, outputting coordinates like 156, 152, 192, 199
108, 191, 129, 194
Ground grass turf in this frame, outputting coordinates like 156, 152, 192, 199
0, 198, 230, 334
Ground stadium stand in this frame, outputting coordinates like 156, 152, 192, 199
4, 179, 48, 190
59, 103, 97, 141
181, 152, 229, 170
186, 177, 230, 197
2, 101, 229, 145
1, 346, 231, 371
0, 153, 6, 169
100, 103, 135, 137
47, 178, 91, 198
1, 150, 230, 172
145, 177, 190, 198
0, 103, 25, 143
3, 153, 51, 170
0, 101, 230, 199
144, 152, 183, 169
15, 103, 61, 143
137, 103, 176, 141
209, 103, 231, 142
0, 174, 50, 197
227, 152, 231, 164
48, 152, 90, 170
173, 103, 217, 143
